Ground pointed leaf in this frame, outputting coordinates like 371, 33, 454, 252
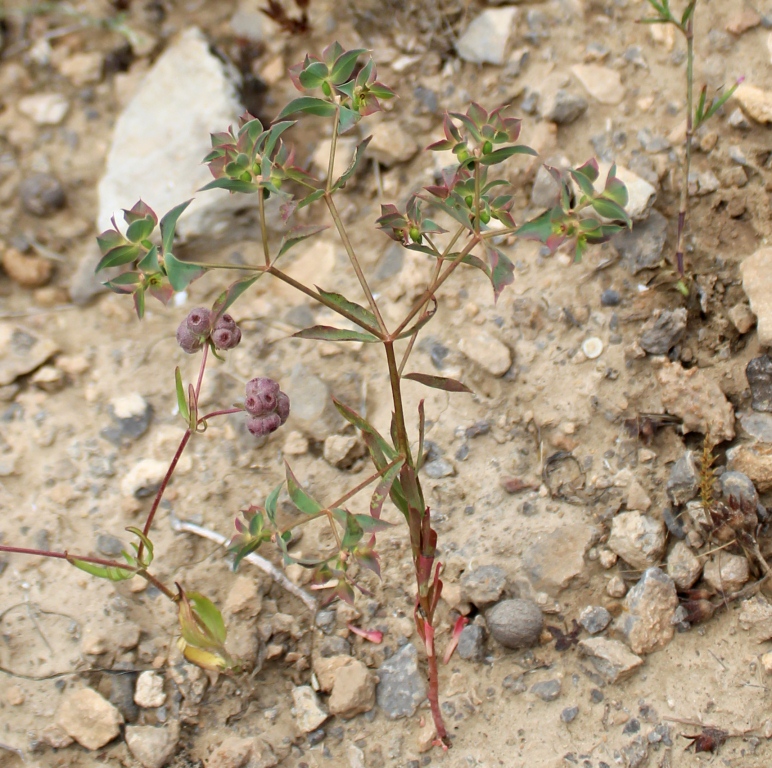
198, 178, 259, 194
126, 216, 156, 244
417, 400, 426, 472
331, 136, 372, 191
298, 189, 325, 209
293, 326, 379, 343
479, 145, 538, 165
126, 526, 154, 568
211, 273, 262, 321
264, 482, 283, 527
487, 244, 515, 301
286, 463, 323, 515
331, 49, 368, 84
316, 288, 378, 330
69, 558, 134, 581
332, 399, 398, 463
278, 224, 328, 257
340, 510, 364, 549
175, 367, 190, 423
137, 244, 160, 272
181, 591, 226, 646
277, 97, 337, 120
96, 244, 141, 272
337, 105, 360, 134
96, 228, 125, 258
591, 197, 631, 225
164, 253, 206, 291
370, 459, 404, 519
160, 200, 193, 255
402, 373, 472, 393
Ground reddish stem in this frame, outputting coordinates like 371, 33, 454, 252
426, 642, 449, 746
195, 343, 209, 400
0, 546, 128, 569
198, 407, 242, 422
136, 429, 192, 560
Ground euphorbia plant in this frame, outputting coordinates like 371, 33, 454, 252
0, 43, 630, 746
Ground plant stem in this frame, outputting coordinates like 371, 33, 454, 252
137, 429, 192, 561
328, 457, 403, 509
195, 343, 208, 401
384, 341, 412, 467
675, 11, 695, 277
324, 193, 388, 334
326, 107, 340, 194
198, 407, 243, 423
258, 192, 271, 267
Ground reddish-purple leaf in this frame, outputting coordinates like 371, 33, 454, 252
347, 623, 384, 644
403, 373, 472, 393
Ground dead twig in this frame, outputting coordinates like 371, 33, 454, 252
169, 514, 317, 612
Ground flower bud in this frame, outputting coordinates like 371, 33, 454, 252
247, 413, 282, 436
186, 307, 212, 335
456, 147, 469, 162
244, 377, 290, 436
322, 81, 332, 97
480, 209, 491, 224
409, 226, 421, 243
482, 140, 493, 155
211, 314, 242, 350
176, 322, 204, 354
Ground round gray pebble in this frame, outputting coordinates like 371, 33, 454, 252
485, 598, 543, 649
19, 173, 66, 217
561, 705, 579, 723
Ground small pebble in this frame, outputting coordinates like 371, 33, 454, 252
531, 679, 561, 702
19, 173, 66, 216
578, 606, 612, 635
561, 706, 579, 723
582, 337, 604, 359
600, 289, 620, 307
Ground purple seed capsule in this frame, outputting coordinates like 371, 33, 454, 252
186, 307, 212, 335
176, 321, 204, 354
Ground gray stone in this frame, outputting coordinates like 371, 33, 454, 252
455, 7, 518, 65
719, 470, 760, 511
666, 451, 699, 506
460, 565, 507, 607
578, 606, 612, 635
424, 458, 456, 479
96, 533, 124, 557
561, 706, 579, 723
0, 325, 59, 386
740, 248, 772, 346
284, 365, 340, 441
607, 511, 666, 571
102, 393, 152, 445
98, 28, 244, 241
578, 637, 643, 683
540, 89, 588, 124
485, 598, 543, 649
613, 209, 668, 274
614, 568, 678, 654
530, 679, 561, 701
125, 724, 179, 768
703, 553, 750, 594
457, 625, 485, 662
638, 308, 687, 355
739, 412, 772, 443
376, 643, 427, 719
19, 172, 66, 217
601, 289, 621, 307
106, 663, 139, 723
746, 355, 772, 412
666, 541, 702, 590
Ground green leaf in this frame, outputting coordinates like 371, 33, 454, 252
126, 526, 154, 568
175, 367, 190, 423
277, 97, 338, 120
331, 136, 372, 191
293, 326, 379, 343
298, 60, 329, 89
370, 458, 404, 519
316, 288, 378, 331
591, 197, 631, 225
702, 81, 741, 124
96, 244, 141, 272
286, 463, 323, 515
265, 482, 283, 527
104, 271, 142, 293
487, 244, 515, 302
96, 228, 124, 257
263, 120, 295, 159
277, 224, 328, 257
158, 200, 192, 256
402, 373, 472, 393
69, 558, 134, 581
337, 105, 360, 134
417, 399, 425, 472
681, 0, 696, 26
331, 48, 367, 84
340, 510, 364, 550
395, 302, 436, 340
185, 591, 227, 646
332, 399, 398, 464
211, 273, 262, 321
126, 216, 155, 244
198, 178, 259, 194
479, 145, 538, 165
134, 287, 146, 319
137, 245, 160, 273
163, 253, 206, 291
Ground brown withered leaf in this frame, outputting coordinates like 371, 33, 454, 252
682, 726, 728, 753
547, 620, 581, 651
261, 0, 311, 34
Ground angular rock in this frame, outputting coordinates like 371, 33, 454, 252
728, 302, 756, 334
578, 606, 612, 635
579, 637, 643, 683
120, 458, 168, 498
638, 308, 687, 355
313, 655, 351, 693
377, 643, 427, 719
740, 411, 772, 443
134, 670, 166, 708
458, 331, 512, 377
323, 434, 364, 469
605, 164, 656, 222
56, 688, 123, 750
614, 568, 678, 655
98, 28, 244, 240
424, 458, 455, 478
19, 172, 66, 217
719, 470, 760, 507
367, 121, 419, 167
522, 523, 595, 592
666, 541, 702, 590
0, 324, 59, 386
747, 355, 772, 412
656, 360, 735, 442
125, 724, 179, 768
291, 686, 328, 733
459, 565, 506, 607
284, 364, 340, 441
539, 89, 588, 125
607, 511, 666, 571
613, 209, 667, 273
485, 598, 543, 649
735, 83, 772, 124
205, 736, 277, 768
741, 248, 772, 346
18, 92, 69, 125
328, 658, 376, 718
103, 392, 152, 445
703, 553, 750, 594
531, 679, 561, 702
626, 480, 651, 512
571, 64, 625, 105
738, 596, 772, 642
455, 7, 518, 65
224, 574, 262, 618
457, 624, 486, 661
666, 451, 699, 506
727, 442, 772, 492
